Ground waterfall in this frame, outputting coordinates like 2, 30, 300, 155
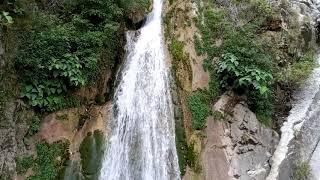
267, 56, 320, 180
99, 0, 181, 179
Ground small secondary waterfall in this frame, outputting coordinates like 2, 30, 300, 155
267, 55, 320, 180
99, 0, 181, 180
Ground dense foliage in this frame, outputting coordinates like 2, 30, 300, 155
186, 0, 296, 128
187, 0, 316, 129
187, 91, 211, 129
15, 0, 122, 111
217, 53, 273, 95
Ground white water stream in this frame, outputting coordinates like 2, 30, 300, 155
267, 56, 320, 180
99, 0, 181, 179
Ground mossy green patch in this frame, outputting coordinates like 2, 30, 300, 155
186, 140, 202, 174
187, 90, 212, 130
277, 50, 317, 85
293, 161, 310, 180
16, 155, 34, 174
22, 140, 70, 180
79, 130, 105, 180
174, 104, 188, 175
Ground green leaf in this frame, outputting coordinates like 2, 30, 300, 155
26, 85, 33, 92
259, 86, 269, 95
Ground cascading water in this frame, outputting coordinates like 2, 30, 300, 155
99, 0, 181, 179
267, 55, 320, 180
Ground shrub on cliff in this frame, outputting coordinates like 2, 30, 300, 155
187, 90, 211, 130
192, 0, 276, 126
15, 0, 122, 111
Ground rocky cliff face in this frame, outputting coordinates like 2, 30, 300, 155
0, 27, 21, 178
270, 0, 320, 179
201, 94, 279, 180
165, 0, 319, 179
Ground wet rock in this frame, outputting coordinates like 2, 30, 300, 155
79, 130, 105, 179
229, 104, 278, 180
202, 94, 279, 180
278, 90, 320, 179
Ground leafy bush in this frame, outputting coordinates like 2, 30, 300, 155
217, 53, 273, 95
170, 39, 187, 62
193, 1, 277, 125
187, 90, 211, 130
15, 0, 122, 111
0, 11, 13, 26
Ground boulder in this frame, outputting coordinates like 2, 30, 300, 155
202, 94, 279, 180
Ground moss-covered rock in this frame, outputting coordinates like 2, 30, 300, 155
79, 130, 105, 180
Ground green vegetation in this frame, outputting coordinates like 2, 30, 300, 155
187, 90, 211, 130
168, 38, 193, 89
16, 155, 33, 174
293, 162, 310, 180
16, 141, 69, 179
174, 106, 189, 175
79, 130, 105, 179
28, 141, 69, 180
187, 80, 221, 130
170, 39, 189, 73
217, 53, 273, 95
119, 0, 151, 14
15, 0, 122, 111
10, 0, 152, 112
190, 0, 314, 127
186, 142, 202, 173
277, 51, 317, 84
170, 39, 187, 62
27, 116, 41, 136
174, 97, 204, 174
0, 11, 13, 26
